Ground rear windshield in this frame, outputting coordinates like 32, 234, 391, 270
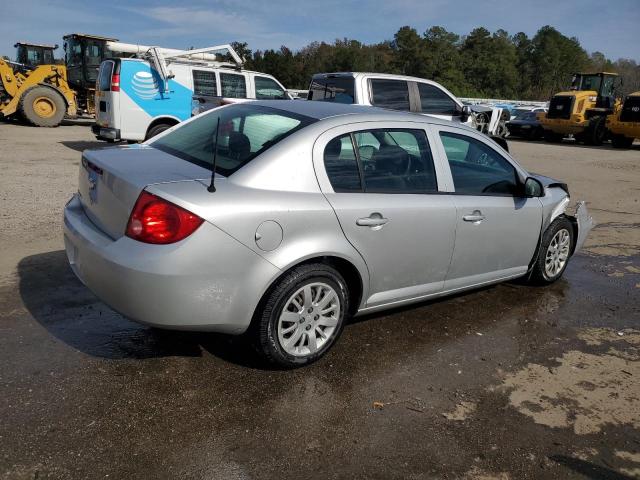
307, 76, 355, 104
150, 104, 316, 176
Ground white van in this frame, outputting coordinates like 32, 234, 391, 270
93, 58, 291, 142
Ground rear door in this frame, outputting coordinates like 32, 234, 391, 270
95, 60, 118, 128
433, 126, 542, 289
313, 122, 457, 307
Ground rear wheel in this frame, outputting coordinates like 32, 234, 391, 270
19, 86, 66, 127
544, 130, 563, 143
529, 217, 574, 285
253, 263, 348, 368
145, 123, 173, 140
611, 134, 634, 149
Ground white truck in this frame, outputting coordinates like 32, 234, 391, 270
307, 72, 509, 140
93, 43, 291, 142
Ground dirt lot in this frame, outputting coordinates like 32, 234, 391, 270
0, 120, 639, 480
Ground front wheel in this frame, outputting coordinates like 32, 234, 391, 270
529, 217, 574, 285
19, 86, 66, 127
253, 264, 349, 368
544, 130, 563, 143
611, 134, 634, 149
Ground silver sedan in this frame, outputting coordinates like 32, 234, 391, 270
64, 101, 593, 367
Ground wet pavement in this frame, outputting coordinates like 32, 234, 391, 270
1, 250, 639, 479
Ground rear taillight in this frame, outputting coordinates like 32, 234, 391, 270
111, 73, 120, 92
125, 191, 203, 244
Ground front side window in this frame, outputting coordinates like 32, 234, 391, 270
439, 131, 519, 195
220, 73, 247, 98
150, 104, 315, 176
370, 79, 410, 111
84, 40, 103, 66
193, 70, 217, 96
307, 76, 355, 104
417, 83, 458, 115
255, 76, 287, 100
65, 39, 82, 66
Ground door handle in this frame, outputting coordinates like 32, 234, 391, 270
356, 214, 389, 228
463, 210, 485, 223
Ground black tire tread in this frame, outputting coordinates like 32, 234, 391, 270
252, 263, 348, 368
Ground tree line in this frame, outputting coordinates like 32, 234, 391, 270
231, 25, 639, 101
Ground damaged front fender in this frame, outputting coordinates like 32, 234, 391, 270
568, 201, 594, 254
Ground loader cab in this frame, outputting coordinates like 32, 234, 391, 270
14, 42, 57, 67
570, 72, 619, 110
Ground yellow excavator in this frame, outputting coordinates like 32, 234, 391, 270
1, 42, 77, 127
539, 72, 621, 145
607, 91, 640, 149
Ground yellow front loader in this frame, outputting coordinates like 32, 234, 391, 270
607, 91, 640, 149
0, 58, 77, 127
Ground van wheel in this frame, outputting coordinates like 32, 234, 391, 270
19, 86, 66, 127
529, 217, 574, 285
252, 263, 348, 368
145, 123, 172, 140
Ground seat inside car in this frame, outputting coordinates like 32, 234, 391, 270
228, 132, 251, 161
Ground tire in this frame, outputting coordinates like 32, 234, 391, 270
18, 86, 66, 127
145, 123, 173, 140
589, 116, 607, 146
529, 217, 574, 285
544, 130, 563, 143
532, 127, 543, 140
252, 263, 349, 368
611, 134, 634, 149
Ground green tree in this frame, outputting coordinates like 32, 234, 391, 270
422, 26, 468, 95
391, 26, 428, 77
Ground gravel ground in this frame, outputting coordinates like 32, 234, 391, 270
0, 120, 639, 480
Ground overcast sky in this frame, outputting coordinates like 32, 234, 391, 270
1, 0, 639, 61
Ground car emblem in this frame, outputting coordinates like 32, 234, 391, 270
88, 170, 98, 204
632, 106, 640, 112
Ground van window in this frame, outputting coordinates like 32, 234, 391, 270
193, 70, 217, 96
417, 83, 458, 115
255, 76, 287, 99
220, 73, 246, 98
307, 76, 355, 104
98, 61, 114, 92
370, 79, 410, 111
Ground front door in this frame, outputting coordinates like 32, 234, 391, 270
435, 128, 543, 290
316, 125, 457, 307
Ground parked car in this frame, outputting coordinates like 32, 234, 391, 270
307, 72, 508, 139
507, 110, 545, 139
93, 57, 291, 142
64, 101, 592, 367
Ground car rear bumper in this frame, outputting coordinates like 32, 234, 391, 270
63, 194, 280, 333
92, 124, 120, 141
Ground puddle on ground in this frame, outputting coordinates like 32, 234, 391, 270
500, 328, 640, 435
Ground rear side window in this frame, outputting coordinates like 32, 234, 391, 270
370, 79, 410, 111
97, 61, 114, 92
193, 70, 217, 96
220, 73, 246, 98
307, 76, 355, 104
439, 131, 518, 195
417, 83, 458, 115
324, 129, 437, 194
323, 135, 361, 192
150, 104, 315, 176
255, 76, 287, 99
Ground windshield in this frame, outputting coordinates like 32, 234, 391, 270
65, 37, 82, 67
578, 75, 602, 92
150, 104, 316, 176
308, 76, 355, 104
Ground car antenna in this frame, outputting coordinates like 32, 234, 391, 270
208, 117, 221, 192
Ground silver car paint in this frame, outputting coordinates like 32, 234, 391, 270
64, 100, 591, 331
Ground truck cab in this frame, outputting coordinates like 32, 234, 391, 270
93, 58, 290, 142
307, 72, 473, 126
14, 42, 57, 67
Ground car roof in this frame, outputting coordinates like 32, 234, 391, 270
248, 100, 468, 130
311, 72, 445, 84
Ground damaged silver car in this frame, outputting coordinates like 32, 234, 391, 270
63, 101, 593, 367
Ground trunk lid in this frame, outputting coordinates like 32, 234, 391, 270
78, 145, 209, 239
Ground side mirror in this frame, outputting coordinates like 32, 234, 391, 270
460, 105, 471, 123
524, 177, 544, 197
